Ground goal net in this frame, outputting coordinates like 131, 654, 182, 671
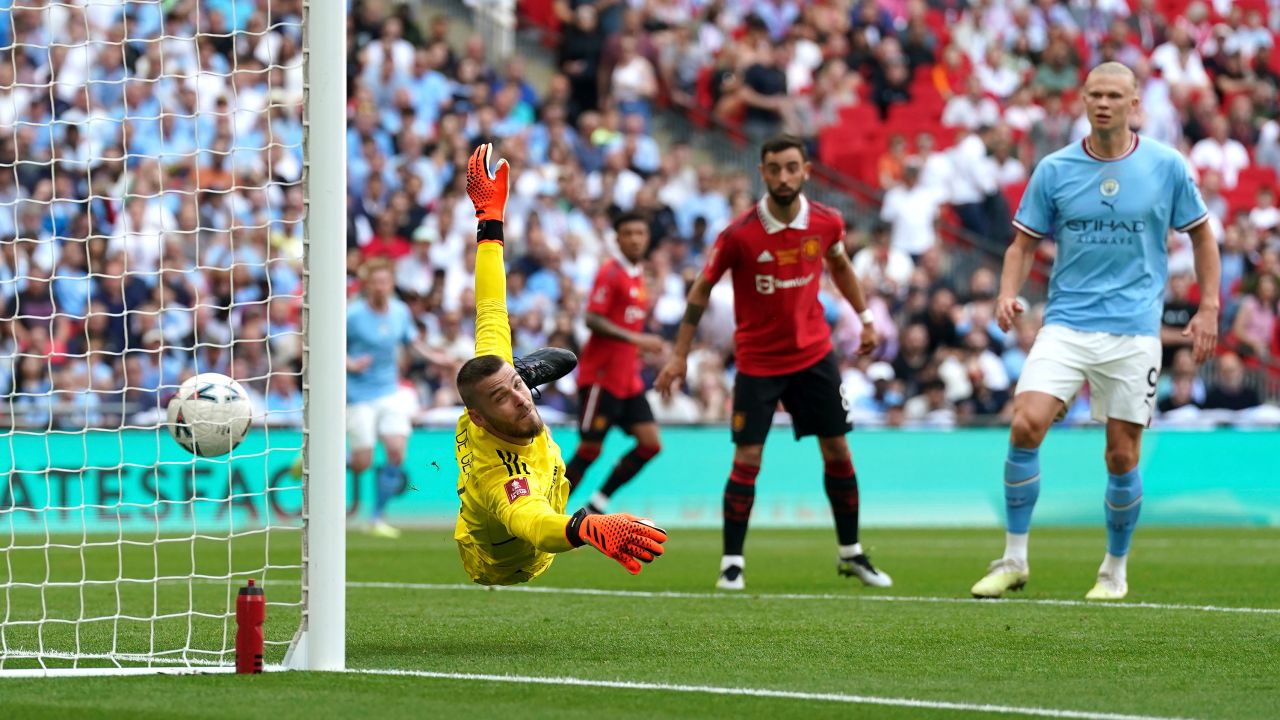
0, 0, 344, 674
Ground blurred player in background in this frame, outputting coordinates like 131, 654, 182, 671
971, 63, 1220, 600
347, 258, 419, 539
565, 212, 666, 514
656, 134, 892, 590
453, 144, 667, 585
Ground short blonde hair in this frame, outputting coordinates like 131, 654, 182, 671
1087, 62, 1138, 91
358, 256, 395, 282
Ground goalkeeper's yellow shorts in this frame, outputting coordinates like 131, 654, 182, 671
455, 534, 556, 586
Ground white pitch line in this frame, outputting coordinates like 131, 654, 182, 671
349, 581, 1280, 616
348, 667, 1196, 720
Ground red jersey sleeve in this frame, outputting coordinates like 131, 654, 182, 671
586, 266, 615, 315
702, 227, 738, 283
825, 212, 847, 253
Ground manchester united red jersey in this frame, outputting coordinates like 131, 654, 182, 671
703, 195, 844, 377
578, 258, 648, 397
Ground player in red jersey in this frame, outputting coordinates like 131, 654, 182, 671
656, 135, 892, 590
565, 212, 666, 514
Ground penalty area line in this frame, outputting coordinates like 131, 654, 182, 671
348, 667, 1196, 720
347, 581, 1280, 616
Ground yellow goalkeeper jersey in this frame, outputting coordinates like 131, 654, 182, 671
453, 240, 573, 585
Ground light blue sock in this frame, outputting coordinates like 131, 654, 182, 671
374, 464, 403, 519
1105, 468, 1143, 557
1004, 446, 1041, 535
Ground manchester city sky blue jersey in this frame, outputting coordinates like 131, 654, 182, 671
346, 297, 417, 404
1012, 135, 1209, 337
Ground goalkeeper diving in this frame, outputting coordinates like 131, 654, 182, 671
453, 144, 669, 585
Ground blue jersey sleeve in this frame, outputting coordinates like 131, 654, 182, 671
1012, 161, 1054, 239
1170, 156, 1210, 232
345, 305, 360, 352
399, 302, 418, 344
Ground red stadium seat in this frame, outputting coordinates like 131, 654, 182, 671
838, 104, 881, 135
1238, 166, 1278, 191
1222, 187, 1256, 219
518, 0, 559, 32
1003, 180, 1029, 213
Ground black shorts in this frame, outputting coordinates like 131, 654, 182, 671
732, 351, 851, 445
577, 385, 655, 441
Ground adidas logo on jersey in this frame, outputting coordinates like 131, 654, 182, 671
757, 250, 775, 263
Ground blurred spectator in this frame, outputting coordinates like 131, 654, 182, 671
1204, 352, 1262, 410
1157, 347, 1207, 408
1249, 187, 1279, 234
1190, 115, 1251, 189
741, 43, 791, 140
871, 56, 912, 120
609, 37, 658, 122
880, 160, 943, 260
943, 77, 1002, 130
1228, 274, 1278, 360
559, 5, 605, 120
914, 132, 953, 200
990, 130, 1027, 188
265, 372, 304, 427
1151, 23, 1212, 93
948, 126, 1001, 240
877, 134, 908, 190
1199, 170, 1229, 223
1028, 91, 1074, 166
1158, 374, 1201, 414
913, 288, 960, 354
904, 376, 956, 427
1160, 272, 1200, 367
1003, 86, 1047, 135
852, 222, 914, 299
1032, 40, 1080, 96
976, 45, 1023, 100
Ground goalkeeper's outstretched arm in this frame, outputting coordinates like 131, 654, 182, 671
492, 486, 669, 576
467, 144, 514, 364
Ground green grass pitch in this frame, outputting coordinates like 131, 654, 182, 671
2, 526, 1277, 719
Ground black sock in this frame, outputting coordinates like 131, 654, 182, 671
565, 449, 599, 491
723, 462, 759, 556
824, 459, 860, 547
598, 444, 659, 497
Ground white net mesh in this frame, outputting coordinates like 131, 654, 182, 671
0, 0, 307, 671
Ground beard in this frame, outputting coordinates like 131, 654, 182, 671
488, 407, 545, 440
767, 185, 800, 207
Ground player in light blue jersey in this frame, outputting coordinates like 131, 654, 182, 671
971, 63, 1221, 600
347, 257, 420, 539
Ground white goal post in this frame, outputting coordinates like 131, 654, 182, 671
0, 0, 345, 675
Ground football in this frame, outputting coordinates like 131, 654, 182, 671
166, 373, 253, 457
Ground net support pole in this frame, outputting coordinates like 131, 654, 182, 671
300, 0, 347, 671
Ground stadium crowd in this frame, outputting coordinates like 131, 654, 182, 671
2, 0, 1279, 431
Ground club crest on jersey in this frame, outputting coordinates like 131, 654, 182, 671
504, 477, 531, 503
1099, 178, 1120, 197
801, 237, 822, 259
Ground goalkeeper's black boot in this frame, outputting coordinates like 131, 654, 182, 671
513, 347, 577, 399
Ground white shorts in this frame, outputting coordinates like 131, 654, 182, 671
347, 389, 415, 450
1016, 325, 1162, 426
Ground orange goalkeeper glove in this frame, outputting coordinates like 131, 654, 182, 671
466, 142, 510, 223
565, 509, 668, 575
